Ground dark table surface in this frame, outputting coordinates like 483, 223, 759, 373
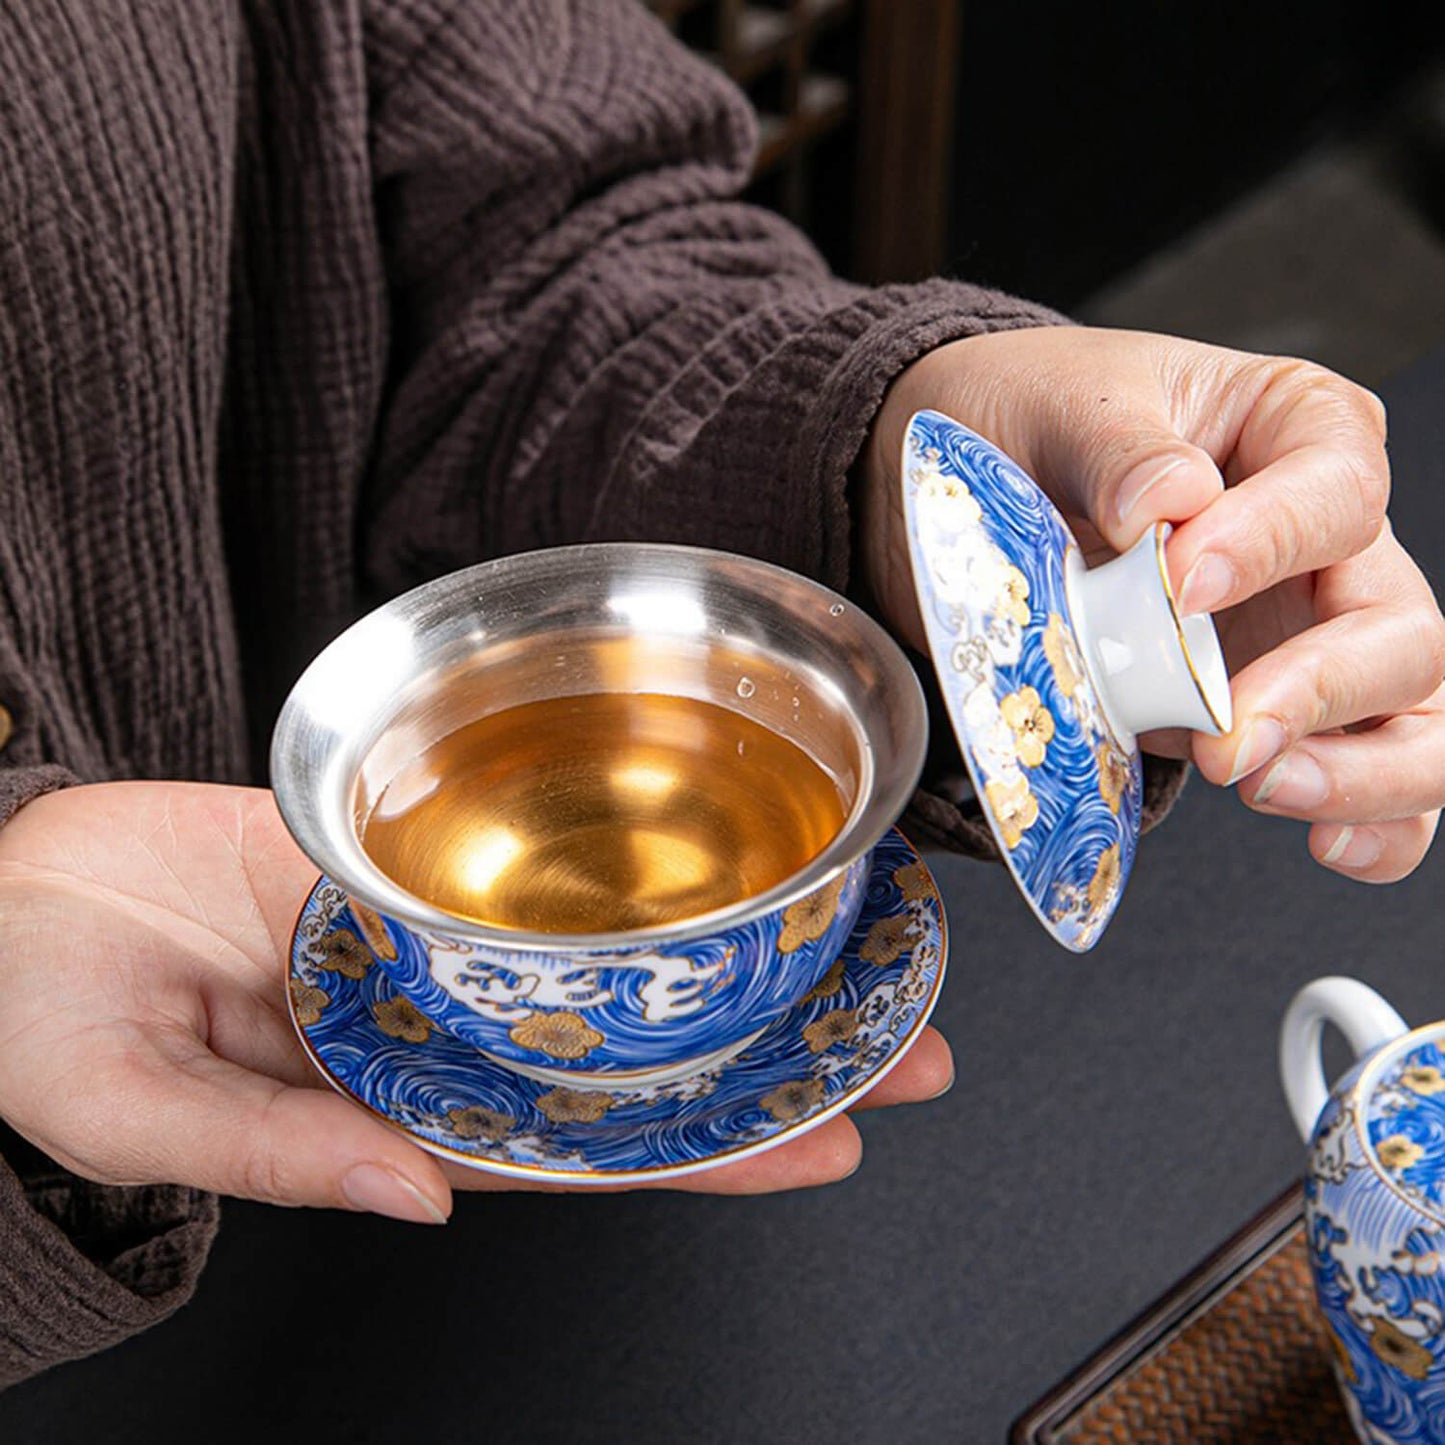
3, 347, 1442, 1445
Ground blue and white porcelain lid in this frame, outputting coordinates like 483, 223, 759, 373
901, 409, 1143, 951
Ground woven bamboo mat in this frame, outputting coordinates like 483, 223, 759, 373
1011, 1186, 1354, 1443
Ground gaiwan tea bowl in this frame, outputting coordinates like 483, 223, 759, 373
271, 544, 927, 1087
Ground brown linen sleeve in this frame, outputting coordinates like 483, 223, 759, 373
0, 773, 220, 1388
0, 1125, 218, 1391
359, 0, 1188, 848
0, 764, 77, 830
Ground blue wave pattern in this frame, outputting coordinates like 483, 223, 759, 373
1305, 1034, 1445, 1443
1367, 1042, 1445, 1221
902, 410, 1141, 951
289, 830, 946, 1182
350, 852, 869, 1076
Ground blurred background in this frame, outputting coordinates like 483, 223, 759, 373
647, 0, 1445, 387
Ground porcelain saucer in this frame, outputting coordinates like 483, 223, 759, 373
901, 409, 1145, 952
287, 829, 946, 1185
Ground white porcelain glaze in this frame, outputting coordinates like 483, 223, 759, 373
1067, 524, 1233, 749
1281, 975, 1410, 1142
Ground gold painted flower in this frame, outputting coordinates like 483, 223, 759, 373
985, 775, 1039, 850
893, 860, 933, 901
347, 897, 397, 961
995, 565, 1031, 626
537, 1088, 614, 1125
1403, 1065, 1445, 1096
508, 1011, 604, 1060
1087, 845, 1122, 914
1042, 613, 1084, 699
447, 1105, 513, 1142
803, 1008, 859, 1055
316, 928, 373, 980
779, 875, 846, 953
760, 1078, 826, 1122
860, 912, 914, 967
1097, 744, 1131, 815
803, 958, 847, 1002
1377, 1134, 1425, 1171
373, 996, 433, 1044
999, 687, 1055, 768
1369, 1318, 1433, 1380
289, 979, 330, 1027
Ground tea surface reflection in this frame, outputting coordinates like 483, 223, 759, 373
360, 692, 847, 934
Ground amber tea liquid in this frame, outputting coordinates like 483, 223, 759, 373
360, 692, 847, 933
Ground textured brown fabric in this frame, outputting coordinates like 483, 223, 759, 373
0, 0, 1184, 1386
1039, 1228, 1352, 1444
0, 1127, 220, 1391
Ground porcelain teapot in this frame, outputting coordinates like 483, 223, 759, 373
1282, 976, 1445, 1444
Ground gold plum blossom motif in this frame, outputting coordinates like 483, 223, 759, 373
778, 875, 846, 953
1402, 1065, 1445, 1096
509, 1011, 605, 1060
995, 565, 1031, 626
803, 1008, 860, 1055
1376, 1135, 1425, 1172
373, 996, 433, 1044
1086, 845, 1122, 914
289, 979, 330, 1026
447, 1106, 513, 1142
859, 912, 914, 967
537, 1088, 614, 1125
803, 958, 847, 1002
760, 1078, 826, 1122
347, 898, 398, 961
985, 775, 1039, 850
1042, 613, 1084, 699
1097, 744, 1131, 815
1369, 1318, 1433, 1380
999, 686, 1055, 768
893, 861, 933, 901
316, 928, 373, 980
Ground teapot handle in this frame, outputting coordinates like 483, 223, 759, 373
1280, 977, 1409, 1142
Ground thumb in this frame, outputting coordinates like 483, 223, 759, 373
1039, 414, 1224, 555
121, 1048, 453, 1223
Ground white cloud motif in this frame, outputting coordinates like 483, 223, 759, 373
427, 939, 731, 1024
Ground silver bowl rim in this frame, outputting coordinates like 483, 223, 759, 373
270, 542, 928, 953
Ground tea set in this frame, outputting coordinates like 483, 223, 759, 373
270, 408, 1231, 1182
270, 409, 1422, 1433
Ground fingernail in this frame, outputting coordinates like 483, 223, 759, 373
1178, 553, 1235, 614
1252, 751, 1329, 811
341, 1164, 448, 1225
1115, 455, 1189, 530
1322, 826, 1384, 871
1227, 718, 1287, 786
928, 1066, 957, 1102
